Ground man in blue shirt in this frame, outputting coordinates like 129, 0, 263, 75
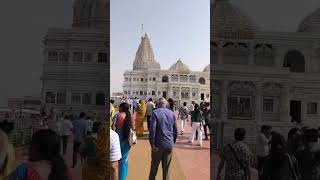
149, 98, 178, 180
132, 97, 138, 112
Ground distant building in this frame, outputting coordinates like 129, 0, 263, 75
123, 33, 210, 107
112, 92, 124, 97
8, 96, 43, 111
41, 0, 109, 119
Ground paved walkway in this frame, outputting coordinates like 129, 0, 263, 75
127, 136, 186, 180
128, 113, 210, 180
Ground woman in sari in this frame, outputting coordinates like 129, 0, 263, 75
80, 121, 109, 180
135, 100, 146, 136
114, 103, 133, 180
0, 129, 15, 179
7, 129, 72, 180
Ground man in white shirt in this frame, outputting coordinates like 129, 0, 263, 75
60, 115, 73, 155
110, 129, 122, 180
86, 116, 93, 135
256, 125, 272, 179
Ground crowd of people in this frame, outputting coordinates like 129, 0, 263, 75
216, 126, 320, 180
0, 96, 211, 180
0, 110, 111, 180
109, 96, 211, 180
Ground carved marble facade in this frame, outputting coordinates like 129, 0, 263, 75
41, 0, 109, 120
212, 0, 320, 151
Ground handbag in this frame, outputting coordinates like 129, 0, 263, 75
228, 144, 249, 179
128, 128, 137, 146
286, 154, 299, 180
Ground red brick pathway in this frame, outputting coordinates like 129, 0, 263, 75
174, 118, 210, 180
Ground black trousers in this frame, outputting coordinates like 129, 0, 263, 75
72, 141, 82, 167
257, 156, 268, 180
147, 115, 151, 130
204, 123, 210, 139
61, 135, 69, 155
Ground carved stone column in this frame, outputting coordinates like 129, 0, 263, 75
255, 81, 263, 122
280, 83, 290, 122
248, 43, 255, 66
66, 90, 72, 105
275, 48, 284, 69
221, 80, 228, 121
301, 100, 307, 123
217, 41, 224, 65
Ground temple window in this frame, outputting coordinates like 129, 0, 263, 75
283, 50, 305, 72
96, 93, 106, 106
56, 92, 66, 104
98, 52, 107, 63
71, 93, 81, 104
199, 77, 206, 85
228, 96, 252, 119
307, 102, 318, 114
263, 98, 274, 112
48, 51, 58, 62
162, 76, 169, 83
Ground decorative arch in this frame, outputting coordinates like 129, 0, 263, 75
199, 77, 206, 85
162, 76, 169, 83
283, 50, 305, 72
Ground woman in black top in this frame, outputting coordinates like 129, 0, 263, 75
262, 132, 301, 180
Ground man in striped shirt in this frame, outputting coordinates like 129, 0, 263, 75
110, 128, 122, 180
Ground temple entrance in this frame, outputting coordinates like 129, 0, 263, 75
290, 100, 301, 122
201, 93, 205, 101
163, 91, 167, 99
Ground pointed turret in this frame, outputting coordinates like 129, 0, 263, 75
133, 33, 160, 70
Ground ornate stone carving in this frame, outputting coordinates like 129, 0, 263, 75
228, 81, 256, 96
212, 80, 222, 93
262, 82, 281, 95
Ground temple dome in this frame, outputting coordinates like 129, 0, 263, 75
133, 33, 160, 70
169, 59, 190, 73
212, 0, 257, 39
203, 64, 210, 72
298, 8, 320, 32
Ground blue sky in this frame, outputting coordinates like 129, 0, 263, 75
110, 0, 210, 93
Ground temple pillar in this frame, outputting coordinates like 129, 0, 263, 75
275, 49, 284, 69
255, 81, 263, 122
301, 100, 307, 123
217, 41, 224, 65
221, 80, 228, 121
248, 43, 255, 66
280, 83, 290, 122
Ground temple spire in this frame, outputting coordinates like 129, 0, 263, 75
141, 24, 144, 37
133, 33, 160, 70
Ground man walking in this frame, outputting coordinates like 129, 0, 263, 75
149, 98, 178, 180
256, 125, 271, 179
60, 115, 73, 155
178, 102, 189, 135
133, 97, 138, 112
110, 127, 122, 180
72, 112, 88, 168
146, 98, 155, 130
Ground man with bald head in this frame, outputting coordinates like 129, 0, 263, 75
149, 98, 178, 180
